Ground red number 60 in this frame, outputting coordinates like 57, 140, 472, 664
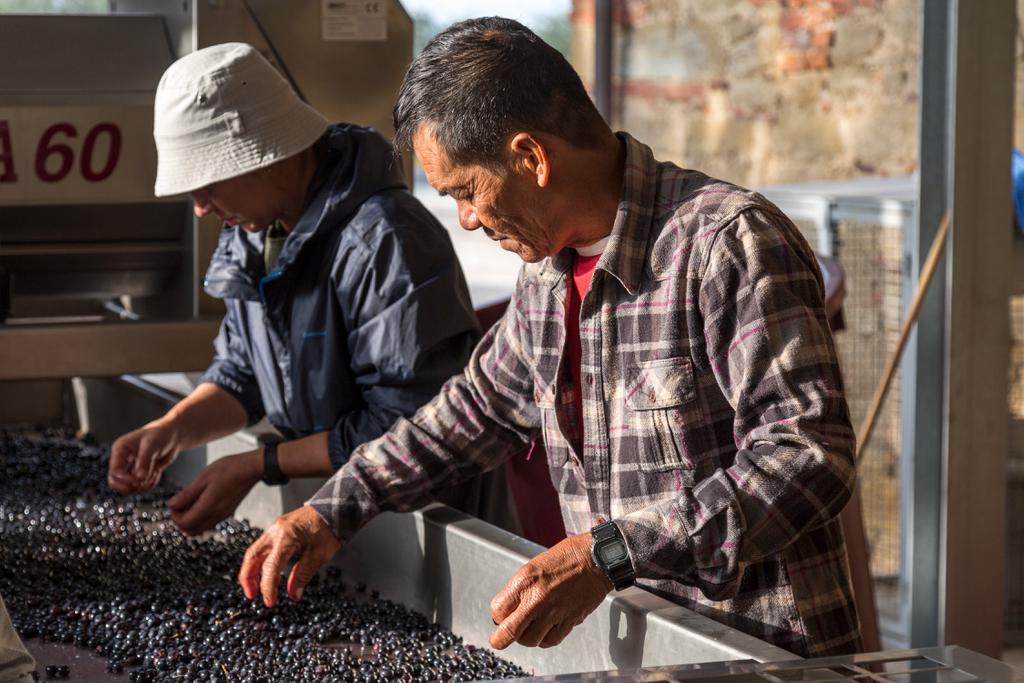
34, 122, 121, 183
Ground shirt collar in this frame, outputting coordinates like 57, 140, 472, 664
539, 132, 658, 296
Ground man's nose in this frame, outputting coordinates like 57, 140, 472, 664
457, 200, 482, 231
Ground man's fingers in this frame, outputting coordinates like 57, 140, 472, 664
539, 621, 574, 648
170, 496, 216, 537
131, 443, 155, 481
109, 460, 146, 493
239, 508, 337, 608
287, 553, 323, 602
142, 456, 172, 491
259, 543, 293, 608
168, 476, 204, 511
109, 437, 133, 469
490, 572, 525, 624
168, 479, 208, 535
238, 539, 269, 600
489, 599, 535, 650
145, 477, 158, 491
107, 471, 140, 493
517, 616, 554, 648
108, 440, 140, 490
490, 565, 539, 648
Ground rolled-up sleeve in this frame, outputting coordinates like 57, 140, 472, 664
198, 305, 265, 426
615, 208, 856, 600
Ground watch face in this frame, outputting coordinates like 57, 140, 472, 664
598, 542, 627, 564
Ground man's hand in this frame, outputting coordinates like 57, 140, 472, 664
490, 532, 612, 649
107, 421, 181, 493
168, 451, 262, 536
238, 505, 341, 607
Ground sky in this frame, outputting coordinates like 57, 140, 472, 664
400, 0, 571, 25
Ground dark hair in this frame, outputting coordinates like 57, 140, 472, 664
393, 16, 609, 169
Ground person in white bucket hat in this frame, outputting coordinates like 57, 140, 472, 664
108, 43, 517, 537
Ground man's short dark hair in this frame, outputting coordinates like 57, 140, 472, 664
394, 16, 609, 169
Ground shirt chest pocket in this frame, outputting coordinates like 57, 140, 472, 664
624, 356, 709, 476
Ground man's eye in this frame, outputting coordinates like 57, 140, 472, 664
439, 187, 472, 201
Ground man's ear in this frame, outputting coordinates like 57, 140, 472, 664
509, 133, 550, 188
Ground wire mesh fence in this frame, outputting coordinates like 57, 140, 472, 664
832, 220, 905, 620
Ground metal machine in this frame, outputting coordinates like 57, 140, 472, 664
0, 1, 412, 422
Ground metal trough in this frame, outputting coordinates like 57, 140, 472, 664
69, 375, 795, 676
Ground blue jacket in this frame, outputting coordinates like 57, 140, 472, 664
199, 124, 479, 468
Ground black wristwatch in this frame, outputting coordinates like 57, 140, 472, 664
590, 521, 635, 591
261, 442, 290, 486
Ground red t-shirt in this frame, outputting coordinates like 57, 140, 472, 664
566, 252, 601, 450
504, 251, 600, 549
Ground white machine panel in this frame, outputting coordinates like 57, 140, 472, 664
0, 105, 156, 205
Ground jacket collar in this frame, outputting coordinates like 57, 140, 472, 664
538, 132, 658, 297
203, 124, 405, 301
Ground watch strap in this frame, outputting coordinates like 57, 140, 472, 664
261, 441, 289, 486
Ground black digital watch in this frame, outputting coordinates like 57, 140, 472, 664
261, 441, 289, 486
590, 521, 636, 591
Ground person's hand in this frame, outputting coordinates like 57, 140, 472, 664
107, 421, 181, 493
238, 505, 342, 607
168, 451, 262, 536
489, 532, 612, 649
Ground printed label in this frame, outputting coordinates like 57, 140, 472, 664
322, 0, 388, 41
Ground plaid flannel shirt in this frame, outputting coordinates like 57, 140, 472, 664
308, 133, 862, 657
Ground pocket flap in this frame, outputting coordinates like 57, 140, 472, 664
625, 357, 696, 410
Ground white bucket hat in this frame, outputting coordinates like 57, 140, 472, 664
153, 43, 329, 197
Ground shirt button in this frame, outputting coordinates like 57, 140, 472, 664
649, 391, 657, 402
586, 375, 594, 386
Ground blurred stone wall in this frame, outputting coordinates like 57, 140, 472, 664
570, 0, 919, 186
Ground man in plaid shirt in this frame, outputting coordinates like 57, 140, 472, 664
239, 17, 862, 657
